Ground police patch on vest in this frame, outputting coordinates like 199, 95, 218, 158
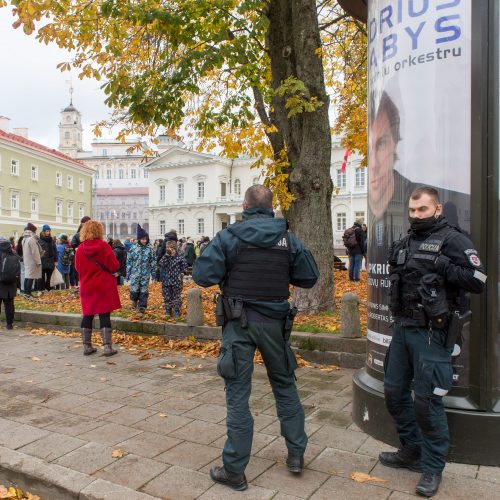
418, 240, 443, 253
464, 249, 481, 267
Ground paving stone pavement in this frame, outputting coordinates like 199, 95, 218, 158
0, 327, 499, 499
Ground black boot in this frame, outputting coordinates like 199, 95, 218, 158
210, 465, 247, 491
100, 327, 117, 356
81, 328, 97, 355
416, 472, 442, 497
286, 453, 304, 474
379, 446, 422, 472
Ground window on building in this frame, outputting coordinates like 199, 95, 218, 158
354, 211, 365, 223
234, 178, 241, 195
131, 169, 136, 179
177, 183, 184, 201
121, 211, 126, 219
56, 172, 62, 186
220, 182, 226, 198
159, 185, 166, 201
11, 159, 19, 176
197, 181, 205, 199
159, 220, 166, 235
79, 179, 84, 192
133, 212, 137, 219
79, 204, 84, 219
30, 195, 38, 214
67, 202, 74, 220
95, 170, 99, 179
64, 131, 70, 139
178, 219, 185, 234
56, 200, 63, 217
67, 175, 73, 189
10, 191, 19, 211
336, 212, 347, 231
355, 167, 366, 188
118, 169, 124, 179
102, 149, 108, 156
336, 169, 346, 189
197, 218, 204, 234
106, 170, 112, 179
143, 170, 149, 178
31, 165, 38, 181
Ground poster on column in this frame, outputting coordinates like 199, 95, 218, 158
366, 0, 472, 388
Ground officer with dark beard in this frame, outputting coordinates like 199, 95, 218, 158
379, 186, 486, 498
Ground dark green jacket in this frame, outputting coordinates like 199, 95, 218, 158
192, 208, 319, 318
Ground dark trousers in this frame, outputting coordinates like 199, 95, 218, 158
130, 290, 148, 308
349, 253, 362, 281
24, 278, 34, 295
81, 312, 112, 329
384, 324, 454, 473
0, 298, 15, 326
219, 318, 306, 474
42, 269, 53, 291
70, 264, 79, 286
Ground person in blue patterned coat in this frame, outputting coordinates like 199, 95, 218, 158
159, 240, 188, 318
126, 224, 156, 314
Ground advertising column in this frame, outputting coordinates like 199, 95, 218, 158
366, 0, 473, 391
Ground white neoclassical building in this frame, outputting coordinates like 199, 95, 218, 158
145, 140, 265, 240
330, 137, 368, 253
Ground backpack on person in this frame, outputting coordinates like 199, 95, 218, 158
0, 251, 21, 284
342, 227, 359, 250
61, 247, 74, 267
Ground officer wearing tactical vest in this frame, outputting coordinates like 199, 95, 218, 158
193, 184, 319, 491
380, 186, 486, 498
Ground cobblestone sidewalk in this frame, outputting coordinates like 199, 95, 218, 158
0, 327, 499, 499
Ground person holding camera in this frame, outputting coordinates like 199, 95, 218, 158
380, 186, 486, 497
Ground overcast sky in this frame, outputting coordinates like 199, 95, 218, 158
0, 8, 112, 150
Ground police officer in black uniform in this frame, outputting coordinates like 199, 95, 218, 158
379, 187, 486, 497
193, 184, 319, 491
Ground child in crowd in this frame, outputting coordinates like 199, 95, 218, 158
126, 225, 156, 314
56, 234, 74, 289
159, 240, 188, 318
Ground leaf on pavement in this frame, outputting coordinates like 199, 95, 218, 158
111, 449, 125, 458
160, 364, 176, 369
350, 472, 387, 483
31, 356, 41, 361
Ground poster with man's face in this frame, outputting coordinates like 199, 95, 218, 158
366, 0, 472, 387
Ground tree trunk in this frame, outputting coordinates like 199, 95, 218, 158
266, 0, 334, 312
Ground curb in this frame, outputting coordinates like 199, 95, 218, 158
10, 309, 367, 369
0, 446, 159, 500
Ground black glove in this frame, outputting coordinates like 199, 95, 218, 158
435, 254, 450, 275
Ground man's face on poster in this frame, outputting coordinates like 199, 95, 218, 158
368, 109, 397, 217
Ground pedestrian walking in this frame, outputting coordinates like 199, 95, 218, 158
343, 220, 364, 281
159, 240, 188, 318
75, 220, 121, 356
381, 187, 486, 497
193, 184, 319, 491
126, 224, 156, 314
21, 223, 43, 298
0, 236, 21, 329
39, 225, 57, 291
56, 234, 73, 290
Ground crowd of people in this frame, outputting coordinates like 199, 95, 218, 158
0, 215, 214, 333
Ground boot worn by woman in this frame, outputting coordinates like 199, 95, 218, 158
81, 328, 97, 355
100, 327, 117, 356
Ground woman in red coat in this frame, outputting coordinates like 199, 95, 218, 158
75, 220, 121, 356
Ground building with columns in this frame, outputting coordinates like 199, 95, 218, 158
145, 140, 263, 240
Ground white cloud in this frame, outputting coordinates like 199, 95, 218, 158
0, 9, 112, 150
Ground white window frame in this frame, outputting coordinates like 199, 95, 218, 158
177, 183, 184, 201
31, 165, 38, 181
336, 169, 346, 189
79, 204, 84, 220
197, 181, 205, 199
56, 172, 62, 186
197, 218, 205, 235
79, 179, 84, 192
30, 194, 39, 216
10, 190, 19, 214
143, 170, 149, 178
131, 169, 136, 179
67, 175, 73, 190
118, 169, 124, 179
159, 220, 166, 235
234, 178, 241, 195
95, 170, 100, 180
67, 202, 74, 222
159, 185, 166, 202
355, 167, 366, 188
55, 199, 63, 222
106, 169, 112, 180
178, 219, 185, 234
11, 159, 19, 176
336, 212, 347, 231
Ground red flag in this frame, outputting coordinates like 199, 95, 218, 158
341, 148, 351, 172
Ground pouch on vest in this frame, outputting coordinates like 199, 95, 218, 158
388, 274, 402, 314
417, 273, 449, 328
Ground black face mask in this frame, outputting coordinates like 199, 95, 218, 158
408, 210, 439, 232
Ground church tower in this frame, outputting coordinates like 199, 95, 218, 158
58, 86, 83, 158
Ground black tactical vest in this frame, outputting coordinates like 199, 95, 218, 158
392, 226, 458, 322
222, 233, 291, 300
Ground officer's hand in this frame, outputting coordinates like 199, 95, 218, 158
435, 254, 451, 275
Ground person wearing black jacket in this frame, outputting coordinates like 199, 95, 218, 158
0, 236, 18, 329
157, 230, 178, 261
346, 221, 364, 282
39, 224, 57, 291
112, 239, 127, 285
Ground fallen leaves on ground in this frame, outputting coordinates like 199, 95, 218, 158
17, 272, 368, 334
0, 485, 41, 500
350, 472, 387, 484
111, 449, 125, 458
